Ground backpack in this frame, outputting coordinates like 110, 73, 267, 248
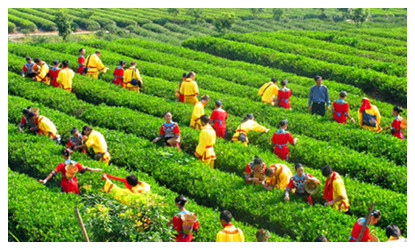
362, 110, 377, 127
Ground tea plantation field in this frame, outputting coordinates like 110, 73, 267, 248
8, 8, 407, 242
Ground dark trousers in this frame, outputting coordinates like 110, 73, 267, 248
312, 102, 326, 116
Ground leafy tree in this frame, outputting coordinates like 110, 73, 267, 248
186, 8, 204, 23
319, 8, 328, 19
272, 8, 284, 21
250, 8, 264, 15
213, 12, 236, 33
337, 8, 349, 20
348, 8, 370, 26
167, 8, 180, 17
54, 9, 73, 41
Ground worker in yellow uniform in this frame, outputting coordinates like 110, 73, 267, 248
34, 58, 50, 85
84, 51, 108, 79
216, 210, 244, 242
179, 71, 199, 105
232, 113, 269, 146
56, 60, 75, 93
27, 110, 61, 144
263, 163, 293, 190
190, 95, 210, 130
195, 115, 216, 168
73, 126, 111, 165
322, 165, 350, 212
123, 61, 143, 93
358, 97, 382, 132
258, 78, 279, 105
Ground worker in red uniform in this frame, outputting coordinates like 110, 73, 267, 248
385, 106, 406, 140
276, 80, 292, 109
67, 127, 87, 154
21, 57, 36, 78
210, 100, 228, 139
113, 60, 126, 86
49, 60, 61, 87
38, 148, 102, 194
271, 119, 298, 161
19, 107, 41, 135
77, 48, 86, 74
331, 91, 355, 124
176, 73, 187, 103
350, 210, 381, 242
168, 195, 200, 242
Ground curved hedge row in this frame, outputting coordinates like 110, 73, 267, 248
7, 95, 391, 242
8, 21, 16, 33
8, 9, 57, 31
8, 14, 36, 32
182, 36, 407, 106
38, 8, 101, 31
7, 73, 408, 235
257, 31, 406, 66
8, 124, 285, 242
223, 33, 406, 77
281, 30, 407, 57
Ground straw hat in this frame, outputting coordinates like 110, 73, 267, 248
65, 163, 79, 179
305, 179, 319, 195
29, 107, 39, 114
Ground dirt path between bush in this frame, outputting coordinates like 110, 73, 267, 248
8, 30, 93, 42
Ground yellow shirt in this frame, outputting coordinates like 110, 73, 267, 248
104, 179, 150, 205
180, 78, 199, 96
331, 175, 350, 212
266, 163, 293, 190
57, 67, 74, 90
232, 119, 268, 143
85, 130, 108, 154
190, 101, 205, 129
261, 83, 279, 104
358, 105, 382, 132
123, 66, 141, 83
85, 54, 107, 73
37, 115, 57, 138
195, 124, 216, 161
216, 224, 245, 242
35, 62, 50, 84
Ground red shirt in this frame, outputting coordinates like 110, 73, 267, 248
332, 100, 349, 124
172, 212, 200, 242
77, 55, 85, 74
210, 109, 228, 130
277, 89, 292, 109
271, 130, 294, 155
54, 162, 85, 194
49, 67, 61, 87
391, 117, 405, 139
113, 66, 124, 85
159, 122, 180, 138
350, 218, 370, 242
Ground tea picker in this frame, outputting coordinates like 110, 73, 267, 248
168, 195, 199, 242
39, 148, 102, 194
384, 106, 406, 140
271, 119, 298, 161
284, 163, 320, 205
231, 113, 269, 146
